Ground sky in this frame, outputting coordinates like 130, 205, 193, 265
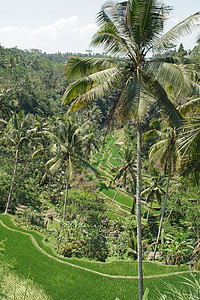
0, 0, 199, 54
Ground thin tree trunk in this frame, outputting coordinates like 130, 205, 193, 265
197, 198, 199, 242
63, 177, 68, 221
153, 172, 170, 260
131, 197, 136, 215
105, 185, 120, 218
146, 199, 153, 221
164, 197, 178, 225
136, 123, 143, 300
129, 174, 136, 215
5, 148, 19, 213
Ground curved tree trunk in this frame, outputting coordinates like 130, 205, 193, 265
153, 172, 170, 260
63, 177, 68, 221
136, 123, 143, 300
105, 185, 120, 218
5, 148, 19, 213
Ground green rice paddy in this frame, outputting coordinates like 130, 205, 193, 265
1, 214, 197, 300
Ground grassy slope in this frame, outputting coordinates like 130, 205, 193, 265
1, 214, 196, 300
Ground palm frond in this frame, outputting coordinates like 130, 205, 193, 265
149, 139, 168, 159
67, 155, 73, 182
93, 1, 136, 58
64, 70, 125, 112
65, 56, 117, 79
148, 79, 182, 128
45, 155, 60, 169
129, 0, 171, 49
49, 158, 62, 173
143, 129, 162, 140
191, 82, 200, 96
179, 112, 200, 152
114, 72, 155, 123
149, 61, 191, 93
62, 67, 122, 107
177, 98, 200, 115
32, 148, 44, 159
152, 11, 200, 51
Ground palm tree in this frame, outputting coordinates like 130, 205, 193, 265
141, 175, 165, 221
106, 148, 136, 217
179, 109, 200, 185
1, 110, 34, 213
0, 87, 12, 119
62, 2, 200, 298
42, 117, 98, 221
148, 124, 180, 259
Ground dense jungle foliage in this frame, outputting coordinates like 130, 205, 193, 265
0, 1, 200, 299
0, 42, 199, 269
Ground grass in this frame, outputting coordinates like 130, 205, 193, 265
100, 186, 133, 208
1, 272, 50, 300
91, 133, 137, 215
1, 214, 198, 300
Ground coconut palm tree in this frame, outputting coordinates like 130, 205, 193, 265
141, 175, 165, 221
62, 2, 200, 298
42, 117, 98, 221
0, 87, 12, 119
1, 110, 34, 213
148, 124, 181, 259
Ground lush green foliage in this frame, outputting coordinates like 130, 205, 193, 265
0, 2, 200, 298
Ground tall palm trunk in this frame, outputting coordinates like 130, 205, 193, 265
153, 171, 170, 259
105, 185, 120, 218
136, 123, 143, 300
5, 148, 19, 213
63, 177, 68, 221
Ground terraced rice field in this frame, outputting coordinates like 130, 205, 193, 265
1, 214, 197, 300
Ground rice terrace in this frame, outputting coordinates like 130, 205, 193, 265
0, 0, 200, 299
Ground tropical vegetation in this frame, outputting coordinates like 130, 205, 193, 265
0, 1, 200, 299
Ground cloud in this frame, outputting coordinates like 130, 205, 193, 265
0, 17, 97, 53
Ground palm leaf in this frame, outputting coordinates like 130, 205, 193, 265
93, 1, 136, 58
148, 79, 182, 128
65, 56, 117, 79
152, 12, 200, 51
49, 158, 62, 173
177, 98, 200, 115
149, 61, 191, 93
66, 155, 73, 183
45, 155, 60, 169
129, 0, 170, 49
78, 157, 99, 177
32, 148, 44, 159
62, 67, 122, 107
